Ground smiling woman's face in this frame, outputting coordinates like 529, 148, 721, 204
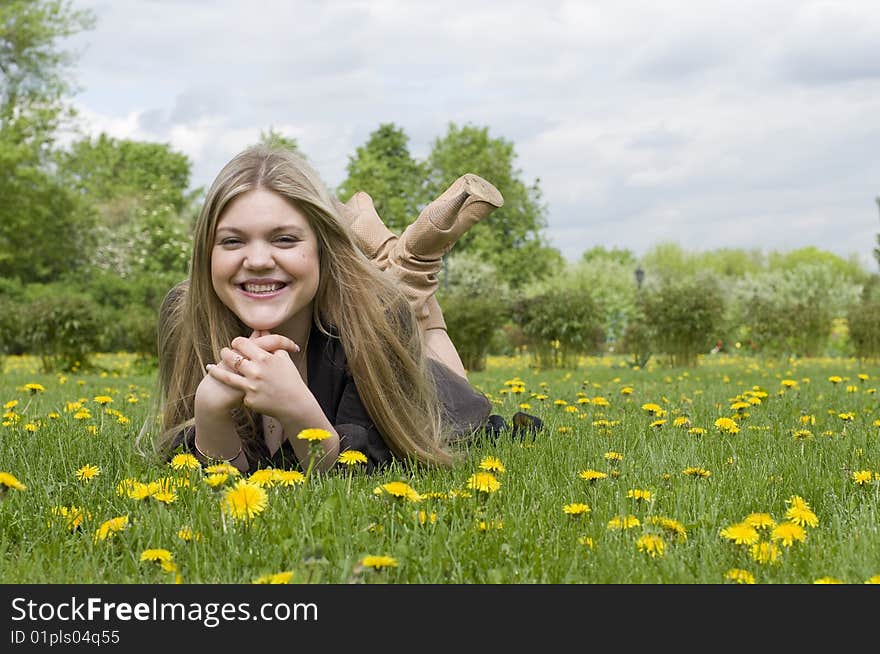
210, 188, 320, 340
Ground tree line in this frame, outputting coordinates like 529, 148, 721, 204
2, 1, 879, 371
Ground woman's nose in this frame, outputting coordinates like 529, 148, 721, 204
243, 241, 273, 269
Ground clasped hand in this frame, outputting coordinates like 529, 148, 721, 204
201, 329, 304, 422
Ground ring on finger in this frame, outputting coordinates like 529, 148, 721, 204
233, 354, 246, 372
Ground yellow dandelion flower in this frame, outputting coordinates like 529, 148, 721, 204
253, 571, 294, 584
116, 478, 150, 500
24, 383, 46, 393
93, 395, 113, 405
73, 409, 91, 420
714, 417, 740, 434
781, 379, 798, 388
814, 576, 843, 584
604, 451, 623, 462
476, 519, 504, 531
682, 467, 711, 479
627, 489, 654, 502
50, 505, 89, 531
784, 495, 819, 528
221, 480, 268, 521
579, 536, 595, 549
273, 470, 306, 486
720, 522, 760, 545
750, 541, 781, 564
479, 456, 505, 473
3, 400, 18, 409
636, 534, 665, 558
338, 450, 368, 466
373, 481, 422, 502
641, 402, 664, 415
650, 419, 666, 428
771, 521, 807, 547
466, 472, 501, 494
416, 510, 437, 525
75, 464, 100, 482
557, 426, 572, 434
744, 513, 776, 530
620, 387, 633, 395
563, 503, 591, 516
688, 427, 706, 436
864, 575, 880, 584
579, 469, 608, 482
247, 469, 278, 488
177, 527, 201, 542
204, 473, 230, 488
607, 515, 640, 530
828, 376, 843, 384
169, 453, 201, 470
296, 428, 332, 442
204, 462, 241, 476
838, 412, 855, 422
852, 470, 877, 485
150, 491, 178, 504
0, 471, 27, 492
673, 416, 691, 428
140, 549, 173, 564
360, 555, 398, 570
94, 516, 129, 542
724, 568, 755, 584
652, 516, 688, 543
591, 397, 610, 407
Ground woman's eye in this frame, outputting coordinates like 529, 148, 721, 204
275, 236, 299, 245
219, 238, 242, 247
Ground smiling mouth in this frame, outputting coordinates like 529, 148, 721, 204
240, 282, 287, 294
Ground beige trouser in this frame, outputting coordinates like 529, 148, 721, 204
340, 174, 503, 333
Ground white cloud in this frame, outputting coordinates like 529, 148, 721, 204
63, 0, 880, 270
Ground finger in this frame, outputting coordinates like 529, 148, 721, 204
251, 334, 300, 354
206, 363, 248, 390
250, 329, 270, 339
220, 346, 251, 372
230, 337, 273, 362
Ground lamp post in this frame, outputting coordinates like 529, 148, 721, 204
635, 266, 644, 290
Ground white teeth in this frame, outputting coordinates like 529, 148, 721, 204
243, 283, 284, 293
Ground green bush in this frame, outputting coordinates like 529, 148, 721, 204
22, 287, 103, 372
730, 263, 860, 357
640, 273, 726, 366
436, 289, 508, 372
511, 288, 605, 368
847, 276, 880, 360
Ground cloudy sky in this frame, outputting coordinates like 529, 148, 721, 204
63, 0, 880, 269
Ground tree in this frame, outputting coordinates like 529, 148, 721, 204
336, 123, 427, 233
874, 197, 879, 269
425, 122, 560, 288
0, 0, 95, 282
56, 134, 196, 278
257, 126, 303, 155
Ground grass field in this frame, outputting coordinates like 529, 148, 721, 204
1, 352, 879, 584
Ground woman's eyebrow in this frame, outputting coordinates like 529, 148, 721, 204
216, 224, 306, 235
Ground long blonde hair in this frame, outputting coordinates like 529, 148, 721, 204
140, 145, 453, 467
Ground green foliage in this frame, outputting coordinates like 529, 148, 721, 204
641, 242, 766, 281
618, 306, 653, 369
767, 246, 869, 285
21, 284, 102, 371
425, 122, 561, 288
848, 275, 880, 360
730, 263, 861, 358
436, 252, 510, 371
58, 133, 194, 214
875, 197, 879, 269
257, 127, 302, 155
511, 288, 605, 368
336, 123, 427, 233
0, 1, 95, 282
639, 273, 726, 366
581, 245, 638, 268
